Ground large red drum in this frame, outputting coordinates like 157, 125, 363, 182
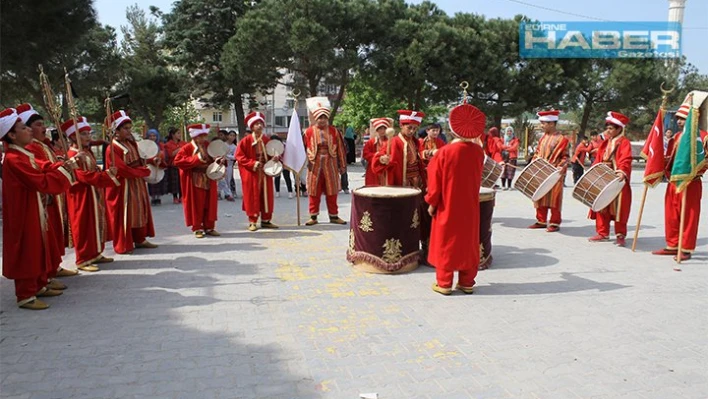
347, 186, 421, 274
479, 187, 495, 270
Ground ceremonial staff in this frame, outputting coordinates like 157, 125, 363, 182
64, 67, 83, 153
631, 82, 673, 253
104, 93, 117, 170
38, 65, 70, 157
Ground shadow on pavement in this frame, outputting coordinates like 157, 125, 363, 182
477, 272, 630, 296
143, 241, 266, 254
485, 245, 559, 269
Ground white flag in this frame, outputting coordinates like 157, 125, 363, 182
282, 109, 306, 174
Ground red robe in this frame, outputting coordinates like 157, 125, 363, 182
105, 139, 155, 253
165, 139, 186, 166
362, 136, 391, 186
502, 137, 520, 160
589, 135, 633, 236
66, 146, 119, 266
174, 141, 218, 230
485, 135, 504, 162
2, 145, 73, 281
235, 133, 274, 220
660, 130, 707, 252
419, 136, 446, 168
425, 141, 484, 286
372, 134, 426, 189
26, 138, 69, 260
304, 126, 346, 196
533, 132, 570, 210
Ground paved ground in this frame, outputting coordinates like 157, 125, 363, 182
1, 165, 707, 399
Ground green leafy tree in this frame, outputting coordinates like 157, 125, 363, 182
562, 58, 667, 138
119, 5, 189, 131
159, 0, 259, 132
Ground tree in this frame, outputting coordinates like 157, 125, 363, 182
451, 15, 578, 128
229, 0, 396, 121
159, 0, 259, 133
0, 0, 120, 119
161, 102, 203, 137
333, 75, 407, 131
119, 5, 189, 131
363, 1, 458, 110
562, 58, 667, 137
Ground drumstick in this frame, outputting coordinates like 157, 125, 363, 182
504, 162, 523, 170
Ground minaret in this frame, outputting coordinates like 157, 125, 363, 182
668, 0, 687, 24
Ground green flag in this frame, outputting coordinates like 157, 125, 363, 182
670, 106, 706, 193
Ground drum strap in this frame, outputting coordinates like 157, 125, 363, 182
603, 133, 625, 162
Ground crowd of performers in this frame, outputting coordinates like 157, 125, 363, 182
1, 93, 706, 309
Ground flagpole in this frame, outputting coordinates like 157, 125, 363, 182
295, 169, 301, 226
632, 83, 673, 252
675, 190, 687, 270
631, 185, 649, 252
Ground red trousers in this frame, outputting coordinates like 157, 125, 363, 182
664, 179, 702, 252
436, 268, 477, 289
308, 175, 338, 216
595, 211, 627, 237
536, 207, 562, 226
15, 274, 48, 302
132, 227, 148, 246
248, 195, 272, 223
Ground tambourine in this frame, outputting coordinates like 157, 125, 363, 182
206, 162, 226, 180
263, 159, 283, 177
144, 164, 165, 184
207, 139, 229, 158
265, 140, 284, 157
137, 140, 159, 159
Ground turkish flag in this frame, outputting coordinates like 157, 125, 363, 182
640, 109, 665, 187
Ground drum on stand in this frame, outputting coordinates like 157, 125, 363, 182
572, 163, 624, 211
481, 155, 503, 188
513, 158, 561, 201
347, 186, 421, 274
479, 187, 495, 270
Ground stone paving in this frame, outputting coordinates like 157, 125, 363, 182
1, 166, 707, 399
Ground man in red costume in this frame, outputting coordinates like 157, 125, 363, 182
105, 110, 158, 254
419, 122, 446, 168
173, 123, 220, 238
372, 110, 432, 259
587, 112, 633, 247
652, 101, 707, 261
362, 117, 392, 186
570, 135, 592, 184
235, 112, 280, 231
65, 117, 120, 271
528, 109, 569, 232
1, 108, 77, 309
19, 103, 78, 279
426, 103, 485, 295
304, 103, 347, 226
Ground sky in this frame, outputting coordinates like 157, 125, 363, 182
95, 0, 707, 73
